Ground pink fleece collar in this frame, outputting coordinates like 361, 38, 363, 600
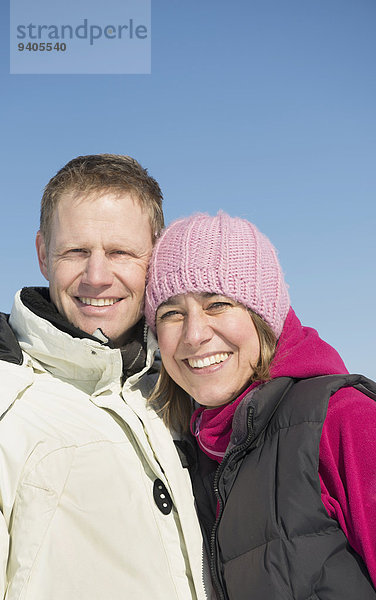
190, 382, 259, 462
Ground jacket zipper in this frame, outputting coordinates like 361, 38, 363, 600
209, 405, 255, 600
208, 378, 295, 599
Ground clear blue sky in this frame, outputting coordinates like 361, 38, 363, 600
1, 0, 375, 378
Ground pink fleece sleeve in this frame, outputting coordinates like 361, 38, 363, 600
319, 387, 376, 585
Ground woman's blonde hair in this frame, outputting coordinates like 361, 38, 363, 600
149, 310, 277, 432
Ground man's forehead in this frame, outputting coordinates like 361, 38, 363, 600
49, 190, 152, 251
58, 188, 139, 207
51, 190, 146, 228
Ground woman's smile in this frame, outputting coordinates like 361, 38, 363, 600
185, 352, 230, 369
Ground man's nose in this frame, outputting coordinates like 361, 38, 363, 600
182, 311, 213, 348
81, 252, 113, 288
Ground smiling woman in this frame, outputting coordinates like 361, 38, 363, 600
156, 293, 268, 409
145, 211, 376, 600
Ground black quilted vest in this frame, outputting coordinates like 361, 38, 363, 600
191, 374, 376, 600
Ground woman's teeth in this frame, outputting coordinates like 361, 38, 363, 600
79, 297, 119, 306
187, 353, 229, 369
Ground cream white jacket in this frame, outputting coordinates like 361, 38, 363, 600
0, 291, 208, 600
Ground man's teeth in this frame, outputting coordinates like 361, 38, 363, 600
187, 353, 229, 369
79, 297, 119, 307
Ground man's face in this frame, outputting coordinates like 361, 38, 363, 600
36, 191, 153, 347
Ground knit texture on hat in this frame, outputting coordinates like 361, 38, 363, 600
145, 212, 290, 338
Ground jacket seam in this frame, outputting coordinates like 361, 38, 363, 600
14, 446, 76, 598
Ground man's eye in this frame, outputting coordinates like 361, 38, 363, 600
111, 250, 135, 257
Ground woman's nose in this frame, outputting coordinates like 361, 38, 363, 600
182, 311, 213, 348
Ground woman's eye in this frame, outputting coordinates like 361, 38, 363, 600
158, 310, 182, 321
207, 302, 232, 311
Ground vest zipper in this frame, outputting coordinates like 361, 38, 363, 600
209, 405, 256, 600
208, 378, 297, 598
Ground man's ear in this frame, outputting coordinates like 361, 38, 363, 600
36, 231, 49, 281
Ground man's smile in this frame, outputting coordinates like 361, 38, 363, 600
77, 297, 122, 307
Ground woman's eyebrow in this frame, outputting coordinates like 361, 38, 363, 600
158, 298, 178, 308
158, 293, 221, 309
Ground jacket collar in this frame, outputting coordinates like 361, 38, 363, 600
9, 288, 158, 395
229, 377, 295, 451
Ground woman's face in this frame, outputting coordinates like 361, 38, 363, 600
156, 292, 260, 408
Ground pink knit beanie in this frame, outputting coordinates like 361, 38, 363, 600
145, 212, 290, 338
